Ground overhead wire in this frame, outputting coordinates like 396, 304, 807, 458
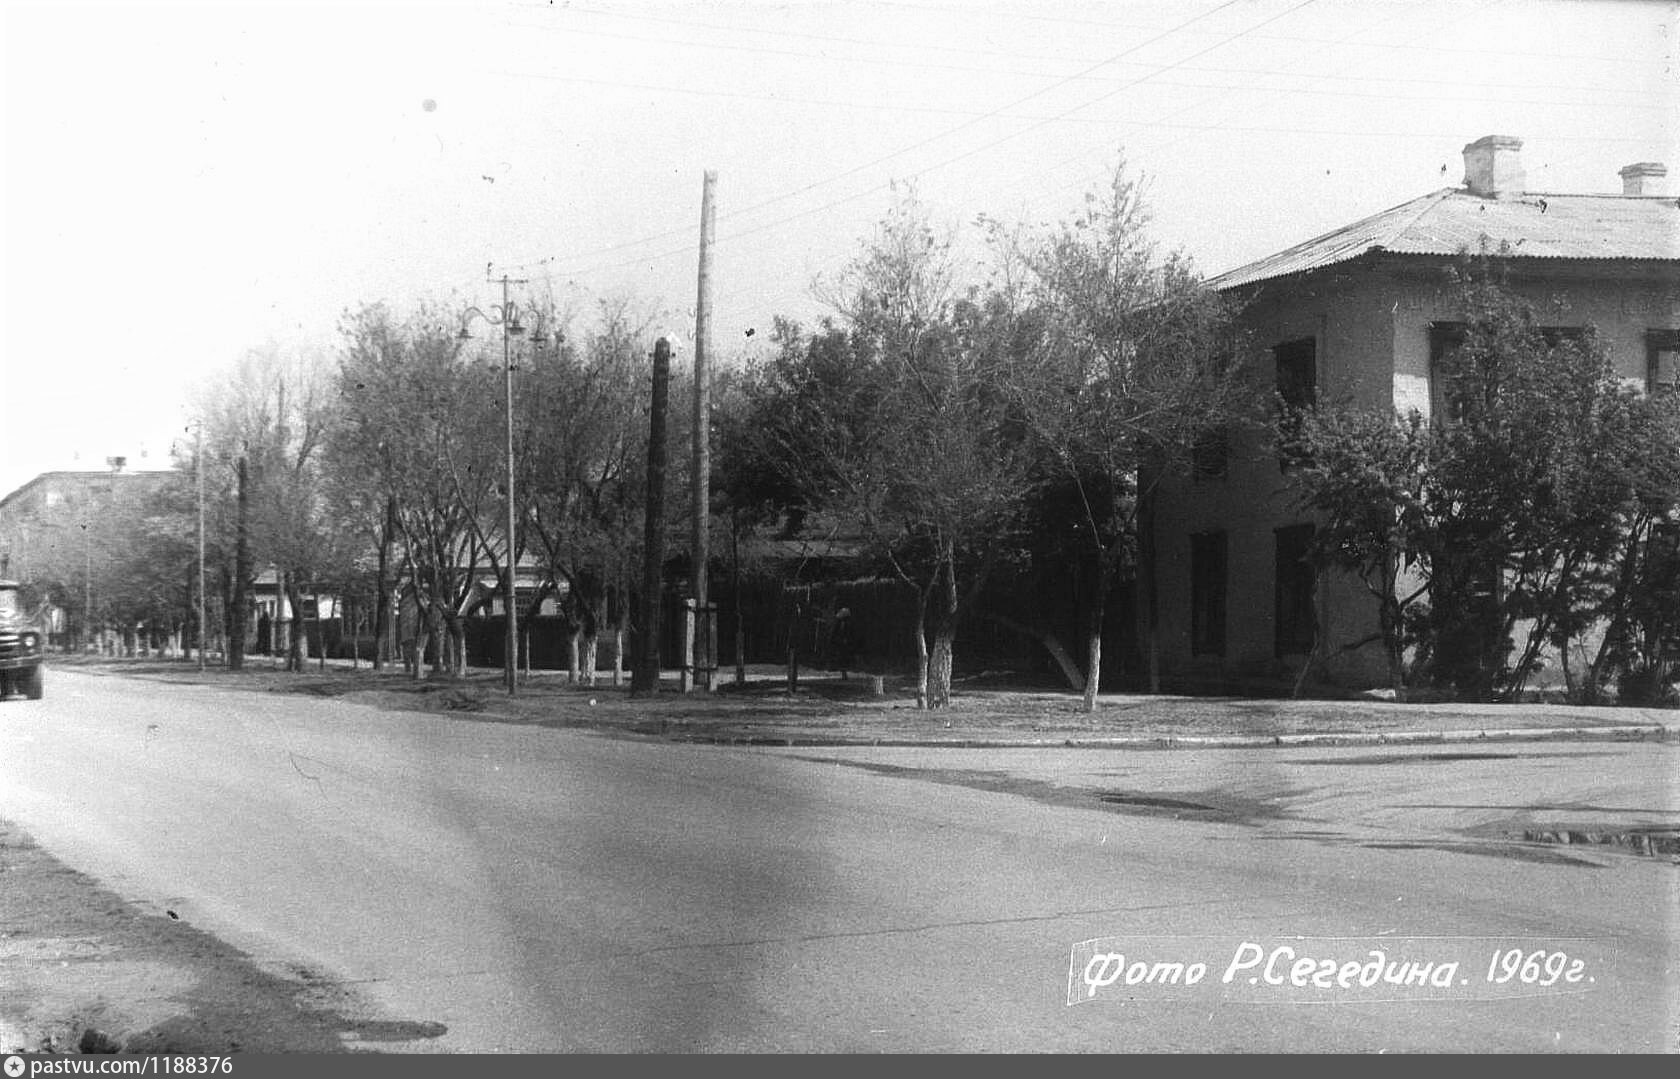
521, 0, 1657, 96
862, 0, 1649, 64
491, 0, 1667, 325
497, 0, 1251, 273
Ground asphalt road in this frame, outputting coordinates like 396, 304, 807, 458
0, 670, 1674, 1052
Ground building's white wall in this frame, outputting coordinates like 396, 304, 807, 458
1155, 260, 1680, 691
1156, 264, 1399, 686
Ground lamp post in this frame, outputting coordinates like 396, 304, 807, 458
460, 275, 550, 696
176, 423, 208, 669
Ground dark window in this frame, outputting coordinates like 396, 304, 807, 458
1274, 523, 1317, 657
1649, 330, 1680, 395
1429, 322, 1468, 420
1190, 531, 1228, 657
1274, 338, 1316, 409
1274, 337, 1316, 470
1192, 426, 1229, 479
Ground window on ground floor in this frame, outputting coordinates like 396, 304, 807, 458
1274, 523, 1316, 657
1190, 530, 1228, 657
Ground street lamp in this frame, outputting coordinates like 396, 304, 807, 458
459, 275, 554, 697
191, 423, 206, 670
175, 423, 208, 669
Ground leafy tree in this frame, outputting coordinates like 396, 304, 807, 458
332, 303, 490, 678
747, 189, 1035, 708
1009, 163, 1250, 707
1284, 406, 1433, 692
521, 296, 653, 684
1284, 253, 1680, 701
198, 345, 339, 672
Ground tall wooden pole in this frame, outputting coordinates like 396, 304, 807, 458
231, 455, 249, 671
501, 274, 519, 697
691, 170, 716, 691
196, 423, 205, 670
633, 337, 673, 696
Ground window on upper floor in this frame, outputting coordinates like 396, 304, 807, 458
1191, 425, 1229, 480
1649, 330, 1680, 396
1274, 338, 1317, 409
1428, 322, 1468, 421
1274, 337, 1316, 471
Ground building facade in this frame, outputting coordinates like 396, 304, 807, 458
1153, 136, 1680, 689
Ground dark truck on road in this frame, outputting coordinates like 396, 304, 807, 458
0, 580, 44, 700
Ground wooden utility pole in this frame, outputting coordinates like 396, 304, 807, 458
196, 423, 205, 670
633, 337, 673, 696
497, 273, 521, 697
231, 455, 250, 671
690, 169, 717, 691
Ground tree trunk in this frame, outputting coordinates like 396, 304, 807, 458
284, 573, 306, 672
1081, 632, 1102, 714
921, 538, 960, 711
568, 626, 581, 685
927, 628, 954, 709
1080, 565, 1114, 714
579, 633, 597, 687
912, 598, 930, 709
373, 496, 394, 670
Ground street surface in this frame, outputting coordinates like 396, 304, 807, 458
0, 669, 1674, 1051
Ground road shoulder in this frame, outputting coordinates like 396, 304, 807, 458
0, 820, 439, 1055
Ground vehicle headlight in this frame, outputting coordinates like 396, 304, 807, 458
21, 632, 40, 653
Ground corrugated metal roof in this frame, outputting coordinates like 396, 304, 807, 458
1207, 188, 1680, 291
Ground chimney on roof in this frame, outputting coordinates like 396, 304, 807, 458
1619, 161, 1668, 195
1462, 134, 1525, 199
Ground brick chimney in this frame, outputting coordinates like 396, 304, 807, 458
1462, 135, 1525, 198
1619, 162, 1668, 195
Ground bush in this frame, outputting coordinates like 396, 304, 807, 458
1615, 665, 1680, 707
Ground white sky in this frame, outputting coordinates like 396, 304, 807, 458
2, 0, 1675, 497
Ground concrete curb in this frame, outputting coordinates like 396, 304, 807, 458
652, 724, 1678, 750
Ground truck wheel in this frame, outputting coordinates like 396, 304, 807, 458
23, 666, 43, 700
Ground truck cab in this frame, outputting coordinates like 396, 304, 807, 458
0, 580, 45, 700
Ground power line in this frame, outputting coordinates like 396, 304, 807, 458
522, 0, 1330, 283
491, 64, 1671, 120
525, 0, 1659, 93
861, 0, 1652, 64
503, 0, 1250, 272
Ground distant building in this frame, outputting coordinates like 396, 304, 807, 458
0, 467, 174, 582
0, 466, 176, 643
1153, 135, 1680, 689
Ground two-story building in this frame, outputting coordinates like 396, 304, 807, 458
0, 465, 176, 644
1153, 135, 1680, 690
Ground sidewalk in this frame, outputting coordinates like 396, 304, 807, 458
48, 656, 1680, 750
